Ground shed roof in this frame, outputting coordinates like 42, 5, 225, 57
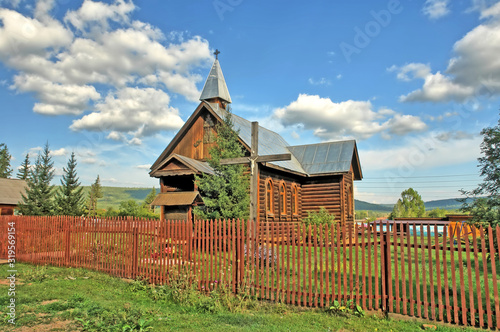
0, 178, 27, 205
151, 191, 204, 206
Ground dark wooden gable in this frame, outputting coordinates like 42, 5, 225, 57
150, 102, 250, 175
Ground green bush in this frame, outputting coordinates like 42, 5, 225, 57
301, 207, 337, 244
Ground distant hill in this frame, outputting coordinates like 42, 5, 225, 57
424, 197, 473, 210
77, 186, 159, 210
355, 197, 475, 212
354, 200, 393, 212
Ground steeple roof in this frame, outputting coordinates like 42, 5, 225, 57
199, 58, 232, 104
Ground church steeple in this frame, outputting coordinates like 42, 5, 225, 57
200, 49, 232, 107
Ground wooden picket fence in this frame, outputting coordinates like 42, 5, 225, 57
1, 215, 499, 329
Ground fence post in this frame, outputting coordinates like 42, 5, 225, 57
383, 229, 391, 312
132, 225, 139, 279
380, 227, 389, 312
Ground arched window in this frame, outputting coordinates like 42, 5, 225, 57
266, 179, 273, 214
280, 182, 287, 215
291, 184, 298, 215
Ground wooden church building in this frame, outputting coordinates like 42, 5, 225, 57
150, 55, 362, 223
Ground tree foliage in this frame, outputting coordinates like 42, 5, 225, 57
117, 200, 159, 219
427, 207, 447, 218
389, 188, 425, 219
0, 143, 13, 178
194, 109, 250, 220
16, 153, 30, 180
18, 142, 55, 216
55, 152, 84, 216
143, 187, 157, 212
460, 116, 500, 227
87, 175, 103, 217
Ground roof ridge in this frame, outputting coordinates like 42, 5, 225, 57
288, 139, 356, 149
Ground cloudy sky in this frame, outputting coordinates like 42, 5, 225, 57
1, 0, 499, 204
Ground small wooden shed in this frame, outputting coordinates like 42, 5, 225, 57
0, 178, 27, 215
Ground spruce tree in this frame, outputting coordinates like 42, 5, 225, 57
55, 152, 84, 216
87, 175, 103, 217
18, 142, 55, 215
16, 153, 30, 180
194, 109, 250, 220
0, 143, 13, 178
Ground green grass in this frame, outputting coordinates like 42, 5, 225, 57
0, 263, 482, 331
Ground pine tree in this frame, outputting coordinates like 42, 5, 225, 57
87, 175, 103, 217
194, 109, 250, 220
16, 153, 30, 180
0, 143, 13, 178
18, 142, 55, 216
55, 152, 84, 216
143, 187, 157, 212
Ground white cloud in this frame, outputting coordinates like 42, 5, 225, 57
136, 164, 151, 170
70, 87, 184, 143
308, 77, 331, 86
14, 74, 100, 115
399, 71, 475, 103
64, 0, 135, 33
50, 148, 68, 156
392, 3, 500, 102
274, 94, 427, 140
388, 63, 431, 82
0, 0, 213, 139
422, 0, 450, 20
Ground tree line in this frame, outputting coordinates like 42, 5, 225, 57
0, 142, 158, 218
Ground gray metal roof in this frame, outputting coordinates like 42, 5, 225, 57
209, 104, 307, 175
288, 141, 355, 175
175, 154, 214, 175
199, 59, 232, 104
0, 178, 27, 205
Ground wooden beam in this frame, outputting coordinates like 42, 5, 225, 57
256, 154, 291, 163
220, 153, 291, 165
220, 157, 249, 165
250, 122, 259, 222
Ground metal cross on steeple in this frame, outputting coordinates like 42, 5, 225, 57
214, 49, 220, 60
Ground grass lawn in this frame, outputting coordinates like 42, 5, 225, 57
0, 263, 481, 331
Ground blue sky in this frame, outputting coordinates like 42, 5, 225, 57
1, 0, 499, 204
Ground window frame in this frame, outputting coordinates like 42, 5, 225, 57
291, 184, 299, 216
265, 178, 274, 215
279, 182, 287, 216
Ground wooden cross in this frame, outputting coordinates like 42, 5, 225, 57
220, 122, 291, 221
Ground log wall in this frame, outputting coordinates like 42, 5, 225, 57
301, 177, 343, 223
